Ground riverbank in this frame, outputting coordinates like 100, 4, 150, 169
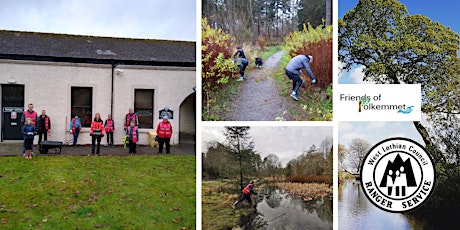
202, 180, 262, 230
275, 182, 332, 198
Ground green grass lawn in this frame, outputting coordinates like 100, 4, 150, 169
0, 155, 195, 229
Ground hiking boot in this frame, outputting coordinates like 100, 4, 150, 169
290, 92, 299, 101
237, 76, 244, 81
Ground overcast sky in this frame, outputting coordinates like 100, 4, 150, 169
202, 126, 333, 167
0, 0, 196, 41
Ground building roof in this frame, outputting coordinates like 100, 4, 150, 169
0, 30, 195, 67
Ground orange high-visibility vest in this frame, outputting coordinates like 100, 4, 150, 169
128, 126, 138, 143
105, 119, 114, 132
242, 184, 252, 195
157, 122, 172, 138
24, 110, 37, 128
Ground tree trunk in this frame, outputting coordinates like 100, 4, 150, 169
326, 0, 332, 26
238, 135, 243, 190
412, 121, 445, 162
248, 0, 257, 45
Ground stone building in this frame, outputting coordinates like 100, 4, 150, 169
0, 30, 195, 146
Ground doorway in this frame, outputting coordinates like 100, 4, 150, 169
2, 84, 25, 140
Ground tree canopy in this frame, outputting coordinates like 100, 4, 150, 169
339, 0, 460, 161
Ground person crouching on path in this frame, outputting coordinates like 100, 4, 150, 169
37, 110, 51, 145
69, 114, 81, 147
233, 181, 258, 208
22, 118, 36, 159
126, 120, 139, 153
90, 113, 105, 155
234, 57, 249, 82
156, 115, 172, 154
104, 114, 115, 147
285, 54, 317, 101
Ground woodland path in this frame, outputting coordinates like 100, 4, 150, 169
230, 51, 292, 121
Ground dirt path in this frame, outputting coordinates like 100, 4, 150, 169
230, 51, 292, 121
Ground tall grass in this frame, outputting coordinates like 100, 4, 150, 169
275, 182, 332, 198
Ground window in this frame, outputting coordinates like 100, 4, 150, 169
134, 89, 154, 129
71, 87, 92, 128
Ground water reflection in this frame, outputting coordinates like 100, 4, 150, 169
338, 180, 412, 230
243, 187, 332, 230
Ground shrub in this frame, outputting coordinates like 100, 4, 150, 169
286, 174, 331, 184
284, 23, 332, 89
201, 18, 238, 93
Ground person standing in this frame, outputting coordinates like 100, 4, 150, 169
234, 57, 249, 81
126, 121, 139, 153
104, 114, 115, 147
21, 103, 38, 155
233, 181, 258, 208
90, 113, 105, 155
124, 108, 139, 130
285, 54, 317, 101
69, 114, 81, 147
234, 46, 246, 59
37, 110, 51, 145
156, 115, 172, 154
22, 118, 36, 159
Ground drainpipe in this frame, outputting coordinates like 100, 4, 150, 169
111, 63, 118, 116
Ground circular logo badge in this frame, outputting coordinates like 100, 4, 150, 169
360, 137, 435, 213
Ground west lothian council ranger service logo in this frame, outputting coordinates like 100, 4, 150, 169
360, 137, 435, 213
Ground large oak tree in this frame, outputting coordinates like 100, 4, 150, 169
339, 0, 460, 161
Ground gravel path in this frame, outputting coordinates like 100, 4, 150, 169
230, 51, 292, 121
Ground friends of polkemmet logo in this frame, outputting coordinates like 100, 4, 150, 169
340, 94, 414, 114
360, 137, 435, 213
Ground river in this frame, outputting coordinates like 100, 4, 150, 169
242, 187, 333, 230
338, 180, 426, 230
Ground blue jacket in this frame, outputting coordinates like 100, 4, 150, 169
234, 58, 248, 67
286, 55, 315, 80
22, 124, 36, 139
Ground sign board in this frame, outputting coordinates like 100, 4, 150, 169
11, 111, 17, 119
159, 109, 173, 119
2, 107, 24, 113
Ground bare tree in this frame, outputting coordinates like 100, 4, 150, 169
347, 138, 371, 173
263, 154, 282, 179
338, 143, 347, 172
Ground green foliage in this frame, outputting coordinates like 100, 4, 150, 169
202, 18, 238, 93
409, 163, 460, 228
0, 156, 195, 229
339, 0, 460, 160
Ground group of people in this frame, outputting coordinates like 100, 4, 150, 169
20, 105, 172, 158
232, 46, 318, 101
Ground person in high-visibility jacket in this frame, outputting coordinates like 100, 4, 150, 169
89, 113, 105, 155
233, 181, 257, 208
156, 115, 172, 154
104, 114, 115, 147
126, 120, 139, 153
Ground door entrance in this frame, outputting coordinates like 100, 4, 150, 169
2, 85, 25, 140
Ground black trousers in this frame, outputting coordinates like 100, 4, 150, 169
128, 140, 137, 153
286, 69, 303, 93
91, 135, 102, 154
106, 132, 114, 146
38, 131, 48, 145
158, 137, 170, 153
25, 139, 33, 150
236, 193, 252, 205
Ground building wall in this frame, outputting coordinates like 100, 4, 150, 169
0, 60, 195, 146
